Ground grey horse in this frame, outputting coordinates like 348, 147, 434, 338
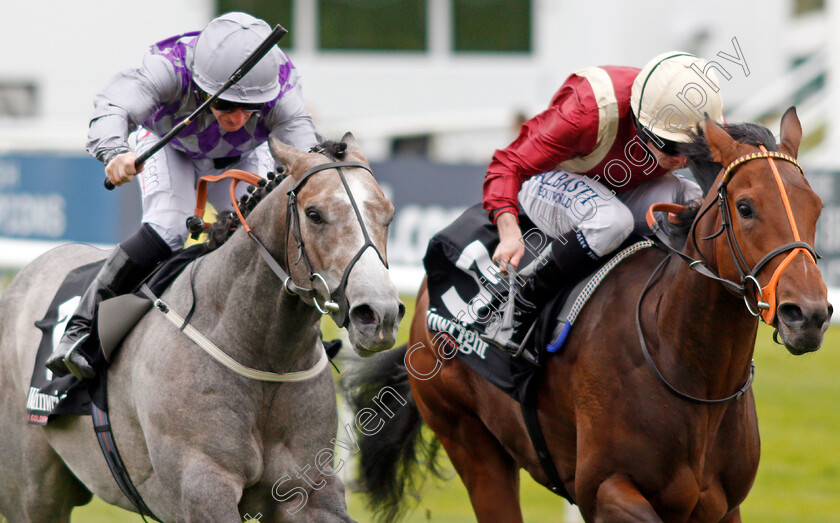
0, 134, 404, 522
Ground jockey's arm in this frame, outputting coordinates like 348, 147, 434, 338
493, 211, 524, 272
104, 151, 140, 187
483, 83, 597, 270
86, 52, 180, 180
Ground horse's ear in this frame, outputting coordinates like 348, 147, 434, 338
341, 132, 369, 164
703, 116, 738, 165
269, 136, 304, 177
779, 106, 802, 158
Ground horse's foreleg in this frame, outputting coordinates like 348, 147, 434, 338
591, 474, 662, 523
439, 427, 523, 522
416, 388, 523, 522
720, 507, 742, 523
259, 474, 355, 523
167, 460, 244, 523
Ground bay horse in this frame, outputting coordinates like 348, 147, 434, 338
0, 134, 404, 522
346, 110, 832, 522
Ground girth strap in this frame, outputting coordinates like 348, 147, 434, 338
520, 373, 572, 500
91, 402, 161, 522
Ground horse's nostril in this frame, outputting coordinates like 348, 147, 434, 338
778, 301, 832, 329
398, 302, 406, 320
350, 304, 378, 326
777, 303, 804, 325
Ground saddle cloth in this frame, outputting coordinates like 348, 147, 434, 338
26, 244, 207, 425
423, 203, 654, 402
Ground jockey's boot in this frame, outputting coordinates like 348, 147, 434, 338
46, 224, 171, 380
45, 246, 144, 379
483, 236, 599, 354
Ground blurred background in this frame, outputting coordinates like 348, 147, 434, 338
1, 0, 839, 298
0, 1, 837, 521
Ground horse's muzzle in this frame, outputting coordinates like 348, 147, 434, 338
348, 299, 406, 355
776, 299, 833, 354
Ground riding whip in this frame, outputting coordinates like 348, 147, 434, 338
103, 23, 288, 190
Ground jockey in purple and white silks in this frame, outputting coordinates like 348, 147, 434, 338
89, 13, 320, 248
47, 12, 322, 380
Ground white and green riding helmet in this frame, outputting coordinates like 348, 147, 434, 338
630, 51, 725, 149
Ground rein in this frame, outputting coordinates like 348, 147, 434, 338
190, 157, 387, 328
639, 146, 817, 404
285, 155, 388, 328
646, 147, 818, 322
190, 169, 340, 314
161, 155, 384, 382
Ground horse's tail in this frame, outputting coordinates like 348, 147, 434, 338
342, 344, 443, 522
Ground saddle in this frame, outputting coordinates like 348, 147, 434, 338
26, 244, 208, 426
423, 203, 678, 499
27, 168, 267, 425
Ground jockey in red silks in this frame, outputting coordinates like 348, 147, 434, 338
47, 12, 322, 380
483, 52, 725, 352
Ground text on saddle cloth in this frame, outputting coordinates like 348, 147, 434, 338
424, 203, 660, 366
28, 260, 105, 425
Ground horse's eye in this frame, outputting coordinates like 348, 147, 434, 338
736, 201, 754, 219
305, 207, 323, 224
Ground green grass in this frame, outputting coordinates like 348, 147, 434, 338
66, 312, 840, 522
740, 325, 840, 522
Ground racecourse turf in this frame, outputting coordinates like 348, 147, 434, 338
65, 305, 840, 522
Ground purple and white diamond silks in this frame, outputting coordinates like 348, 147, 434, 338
143, 32, 292, 161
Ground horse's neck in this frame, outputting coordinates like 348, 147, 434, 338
189, 227, 322, 374
655, 247, 758, 398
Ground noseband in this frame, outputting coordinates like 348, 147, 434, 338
642, 145, 819, 404
649, 146, 818, 324
283, 154, 388, 327
190, 155, 387, 328
690, 146, 818, 324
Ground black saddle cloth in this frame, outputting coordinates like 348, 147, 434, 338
423, 203, 649, 402
26, 244, 208, 425
423, 204, 556, 402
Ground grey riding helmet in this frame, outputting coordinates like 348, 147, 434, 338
192, 12, 282, 103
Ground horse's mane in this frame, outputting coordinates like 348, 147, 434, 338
670, 122, 779, 227
205, 140, 349, 249
680, 122, 779, 196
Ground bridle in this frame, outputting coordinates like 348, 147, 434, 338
640, 144, 819, 404
692, 146, 817, 323
283, 150, 388, 327
190, 152, 387, 328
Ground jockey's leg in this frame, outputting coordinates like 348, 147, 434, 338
137, 132, 200, 251
46, 132, 193, 379
45, 224, 171, 379
483, 171, 633, 353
